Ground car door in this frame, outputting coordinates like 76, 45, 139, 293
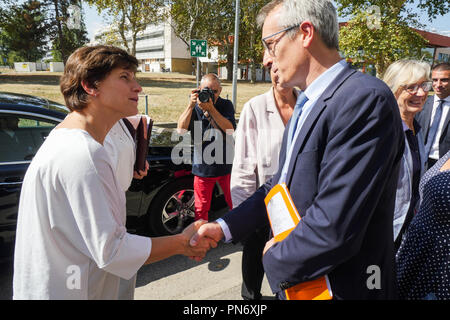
0, 112, 60, 259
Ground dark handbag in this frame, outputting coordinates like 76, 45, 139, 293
122, 116, 153, 172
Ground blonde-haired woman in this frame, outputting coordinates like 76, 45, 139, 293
383, 59, 431, 251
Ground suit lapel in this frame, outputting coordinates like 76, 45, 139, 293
421, 97, 434, 137
285, 65, 357, 187
440, 108, 450, 143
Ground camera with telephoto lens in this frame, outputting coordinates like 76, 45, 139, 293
195, 87, 215, 103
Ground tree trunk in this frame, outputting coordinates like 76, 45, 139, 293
226, 46, 233, 81
118, 13, 130, 53
250, 30, 256, 84
131, 33, 137, 56
53, 0, 66, 63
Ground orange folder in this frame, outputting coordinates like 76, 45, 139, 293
264, 183, 332, 300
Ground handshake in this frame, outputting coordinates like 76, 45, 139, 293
180, 220, 224, 261
181, 220, 276, 261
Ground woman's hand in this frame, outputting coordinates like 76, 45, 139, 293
133, 160, 149, 179
181, 220, 218, 261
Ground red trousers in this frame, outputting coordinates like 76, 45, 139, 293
193, 174, 233, 221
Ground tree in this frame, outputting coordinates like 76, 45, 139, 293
239, 0, 266, 83
0, 0, 50, 62
206, 0, 237, 81
168, 0, 268, 81
168, 0, 244, 81
91, 22, 124, 48
86, 0, 164, 56
50, 20, 89, 61
0, 0, 89, 63
337, 0, 450, 77
46, 0, 89, 63
166, 0, 214, 75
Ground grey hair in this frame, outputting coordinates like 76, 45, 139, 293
257, 0, 339, 50
382, 59, 431, 95
201, 73, 221, 87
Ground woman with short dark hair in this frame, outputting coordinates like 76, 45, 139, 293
13, 45, 213, 300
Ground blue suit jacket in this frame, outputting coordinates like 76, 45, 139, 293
222, 64, 404, 300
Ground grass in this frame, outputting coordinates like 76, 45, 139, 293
0, 70, 272, 123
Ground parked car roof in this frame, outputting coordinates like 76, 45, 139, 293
0, 92, 69, 117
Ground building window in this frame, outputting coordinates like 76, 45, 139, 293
438, 53, 449, 62
135, 46, 164, 54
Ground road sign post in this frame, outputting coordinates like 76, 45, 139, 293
190, 39, 207, 87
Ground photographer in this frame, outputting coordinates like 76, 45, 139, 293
177, 73, 236, 221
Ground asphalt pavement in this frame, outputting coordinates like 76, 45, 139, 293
134, 241, 274, 300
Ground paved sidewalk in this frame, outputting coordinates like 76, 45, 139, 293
134, 242, 274, 300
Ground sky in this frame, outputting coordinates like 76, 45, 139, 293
82, 1, 450, 42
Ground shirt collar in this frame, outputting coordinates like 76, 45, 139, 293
303, 59, 347, 102
402, 119, 421, 133
434, 94, 450, 103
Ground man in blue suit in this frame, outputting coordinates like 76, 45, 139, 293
416, 62, 450, 170
190, 0, 404, 300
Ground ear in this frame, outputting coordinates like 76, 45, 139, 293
81, 80, 98, 97
299, 21, 314, 48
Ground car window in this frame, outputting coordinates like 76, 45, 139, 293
0, 114, 58, 163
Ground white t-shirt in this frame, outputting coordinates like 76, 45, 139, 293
13, 128, 151, 300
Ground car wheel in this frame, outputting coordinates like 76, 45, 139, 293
148, 176, 196, 236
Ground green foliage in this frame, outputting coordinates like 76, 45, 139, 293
167, 0, 214, 49
337, 0, 448, 76
51, 24, 89, 61
86, 0, 165, 55
0, 0, 50, 62
45, 0, 89, 62
0, 0, 89, 64
239, 0, 266, 82
168, 0, 267, 81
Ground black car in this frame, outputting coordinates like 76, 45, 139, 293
0, 92, 227, 261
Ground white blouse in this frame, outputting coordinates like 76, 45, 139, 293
104, 119, 136, 192
13, 128, 151, 299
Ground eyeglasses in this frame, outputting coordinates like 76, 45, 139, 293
262, 25, 299, 57
402, 81, 433, 94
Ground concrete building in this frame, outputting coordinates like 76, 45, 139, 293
92, 19, 194, 74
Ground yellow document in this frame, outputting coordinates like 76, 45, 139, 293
264, 183, 333, 300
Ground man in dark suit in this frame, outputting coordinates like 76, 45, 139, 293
190, 0, 404, 300
416, 62, 450, 169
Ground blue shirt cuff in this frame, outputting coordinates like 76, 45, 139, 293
216, 218, 233, 243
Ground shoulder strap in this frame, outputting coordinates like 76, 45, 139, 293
121, 118, 136, 140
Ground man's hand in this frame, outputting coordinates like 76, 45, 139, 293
180, 220, 218, 261
189, 89, 199, 109
198, 98, 214, 113
133, 160, 149, 179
